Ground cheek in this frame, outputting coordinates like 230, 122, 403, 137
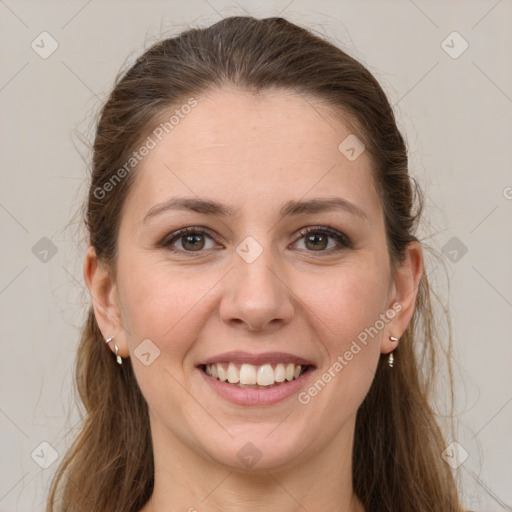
298, 261, 389, 350
117, 259, 217, 358
293, 261, 388, 410
298, 269, 386, 410
116, 262, 211, 413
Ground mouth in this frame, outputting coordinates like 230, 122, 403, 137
199, 362, 313, 389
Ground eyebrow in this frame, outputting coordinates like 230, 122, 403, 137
142, 196, 370, 224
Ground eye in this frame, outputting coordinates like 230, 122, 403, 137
160, 225, 353, 256
161, 227, 218, 253
292, 226, 353, 252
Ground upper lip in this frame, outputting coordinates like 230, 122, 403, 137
198, 351, 316, 367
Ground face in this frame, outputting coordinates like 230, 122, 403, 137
88, 87, 419, 472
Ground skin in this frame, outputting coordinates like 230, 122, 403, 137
84, 87, 423, 512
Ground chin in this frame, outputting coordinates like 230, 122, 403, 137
197, 424, 312, 472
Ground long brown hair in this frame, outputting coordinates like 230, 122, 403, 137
47, 16, 463, 511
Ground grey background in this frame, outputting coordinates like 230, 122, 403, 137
1, 1, 511, 511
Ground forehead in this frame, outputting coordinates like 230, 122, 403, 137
123, 87, 382, 225
156, 87, 362, 162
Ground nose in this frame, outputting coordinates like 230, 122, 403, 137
219, 245, 295, 332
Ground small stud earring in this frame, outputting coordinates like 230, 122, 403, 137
388, 335, 399, 367
105, 336, 123, 365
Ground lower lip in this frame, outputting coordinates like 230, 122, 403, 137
198, 367, 314, 406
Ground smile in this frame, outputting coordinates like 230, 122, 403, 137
202, 362, 309, 388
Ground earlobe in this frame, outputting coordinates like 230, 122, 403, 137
381, 241, 424, 354
83, 246, 129, 358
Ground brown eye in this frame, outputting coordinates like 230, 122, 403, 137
294, 226, 352, 252
161, 225, 352, 256
162, 227, 217, 253
304, 232, 328, 251
180, 233, 205, 251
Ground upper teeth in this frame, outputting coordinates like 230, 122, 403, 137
204, 362, 304, 386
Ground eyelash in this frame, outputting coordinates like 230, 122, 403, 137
160, 225, 353, 256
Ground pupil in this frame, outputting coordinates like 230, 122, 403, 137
183, 234, 204, 251
306, 234, 327, 250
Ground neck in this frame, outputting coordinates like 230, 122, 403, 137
140, 414, 365, 512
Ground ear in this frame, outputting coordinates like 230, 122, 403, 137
381, 241, 424, 354
83, 246, 129, 358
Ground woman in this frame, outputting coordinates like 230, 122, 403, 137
47, 16, 465, 512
